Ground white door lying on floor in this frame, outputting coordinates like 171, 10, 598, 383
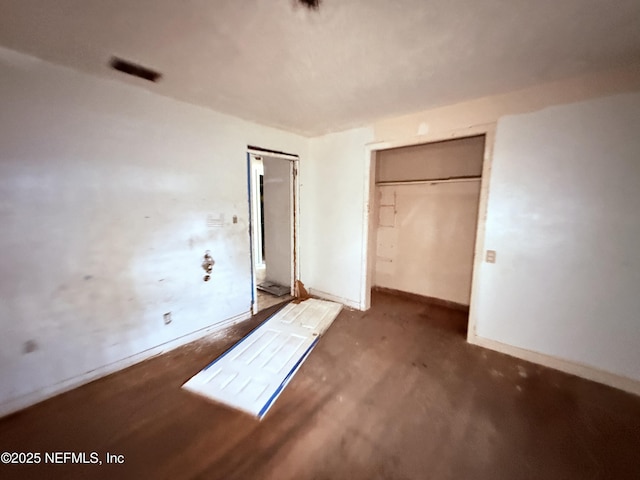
183, 298, 342, 419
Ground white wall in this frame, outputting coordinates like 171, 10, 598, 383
262, 156, 292, 288
475, 93, 640, 382
0, 47, 308, 415
375, 181, 481, 305
300, 127, 374, 308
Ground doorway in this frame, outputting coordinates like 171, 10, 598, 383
366, 134, 488, 334
247, 149, 298, 313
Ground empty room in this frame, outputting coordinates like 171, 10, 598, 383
1, 1, 639, 479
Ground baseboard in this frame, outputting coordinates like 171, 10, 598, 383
0, 310, 252, 418
468, 333, 640, 397
372, 286, 470, 312
308, 288, 361, 310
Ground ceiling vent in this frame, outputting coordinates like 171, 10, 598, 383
109, 57, 162, 83
297, 0, 321, 10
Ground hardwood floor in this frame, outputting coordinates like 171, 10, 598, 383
1, 291, 639, 479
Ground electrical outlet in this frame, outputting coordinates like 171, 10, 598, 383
486, 250, 496, 263
163, 312, 172, 325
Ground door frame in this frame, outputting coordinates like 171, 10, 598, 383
247, 148, 300, 314
359, 123, 496, 340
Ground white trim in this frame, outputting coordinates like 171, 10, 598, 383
467, 125, 496, 339
364, 124, 493, 150
309, 288, 361, 310
247, 148, 299, 161
292, 159, 301, 292
248, 150, 299, 311
0, 310, 252, 418
248, 152, 260, 315
469, 332, 640, 397
289, 159, 296, 296
359, 149, 376, 311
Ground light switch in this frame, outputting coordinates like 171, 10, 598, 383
486, 250, 496, 263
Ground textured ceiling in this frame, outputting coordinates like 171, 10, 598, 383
1, 0, 639, 136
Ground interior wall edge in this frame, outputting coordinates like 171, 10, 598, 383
468, 333, 640, 397
308, 288, 361, 310
371, 286, 470, 312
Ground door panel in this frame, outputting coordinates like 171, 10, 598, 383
183, 299, 342, 418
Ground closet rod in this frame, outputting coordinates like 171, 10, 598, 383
376, 176, 481, 186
